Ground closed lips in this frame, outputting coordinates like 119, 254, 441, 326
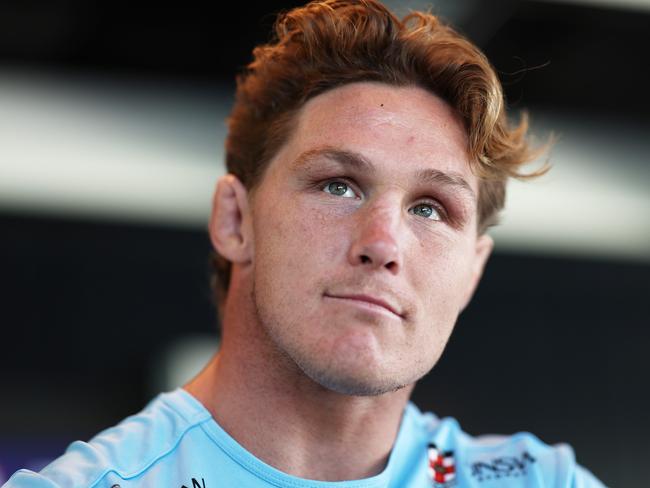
325, 294, 403, 318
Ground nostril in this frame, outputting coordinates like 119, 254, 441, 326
385, 261, 397, 271
361, 255, 371, 264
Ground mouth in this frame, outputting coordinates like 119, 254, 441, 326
323, 293, 404, 319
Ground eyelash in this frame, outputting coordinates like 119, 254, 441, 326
317, 178, 449, 222
321, 179, 359, 199
412, 199, 450, 223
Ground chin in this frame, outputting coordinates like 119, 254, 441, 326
291, 352, 422, 397
306, 366, 410, 396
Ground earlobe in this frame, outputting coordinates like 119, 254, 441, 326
208, 174, 253, 264
460, 233, 494, 311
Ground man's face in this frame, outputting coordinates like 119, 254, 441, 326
248, 82, 490, 396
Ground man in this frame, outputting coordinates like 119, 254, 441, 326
5, 1, 605, 487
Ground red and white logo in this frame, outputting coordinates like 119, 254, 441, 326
428, 443, 456, 487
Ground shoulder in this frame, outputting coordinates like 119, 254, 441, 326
3, 389, 212, 488
405, 403, 607, 487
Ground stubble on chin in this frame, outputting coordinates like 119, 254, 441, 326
250, 282, 425, 397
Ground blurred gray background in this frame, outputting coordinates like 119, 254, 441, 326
1, 0, 648, 485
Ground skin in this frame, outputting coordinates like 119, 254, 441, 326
185, 81, 493, 481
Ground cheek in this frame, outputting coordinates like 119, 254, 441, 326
406, 245, 472, 367
253, 196, 348, 286
411, 238, 474, 316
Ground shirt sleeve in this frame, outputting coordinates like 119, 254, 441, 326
3, 470, 63, 488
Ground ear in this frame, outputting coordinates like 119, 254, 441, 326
460, 233, 494, 311
208, 174, 253, 264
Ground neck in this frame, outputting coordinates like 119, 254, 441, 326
184, 275, 413, 481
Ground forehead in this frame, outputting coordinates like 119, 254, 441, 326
271, 81, 475, 192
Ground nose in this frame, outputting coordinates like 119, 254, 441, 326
347, 204, 402, 274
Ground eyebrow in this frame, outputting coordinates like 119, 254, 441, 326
415, 167, 476, 202
291, 146, 476, 202
291, 147, 373, 173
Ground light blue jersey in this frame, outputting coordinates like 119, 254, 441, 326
4, 388, 605, 487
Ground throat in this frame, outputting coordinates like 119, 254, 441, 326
184, 346, 411, 482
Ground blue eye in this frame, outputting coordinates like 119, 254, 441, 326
410, 203, 441, 221
323, 181, 356, 198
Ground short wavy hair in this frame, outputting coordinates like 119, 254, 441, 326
210, 0, 547, 316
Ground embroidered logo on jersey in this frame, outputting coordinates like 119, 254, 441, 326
181, 478, 205, 488
470, 451, 536, 482
428, 443, 456, 487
